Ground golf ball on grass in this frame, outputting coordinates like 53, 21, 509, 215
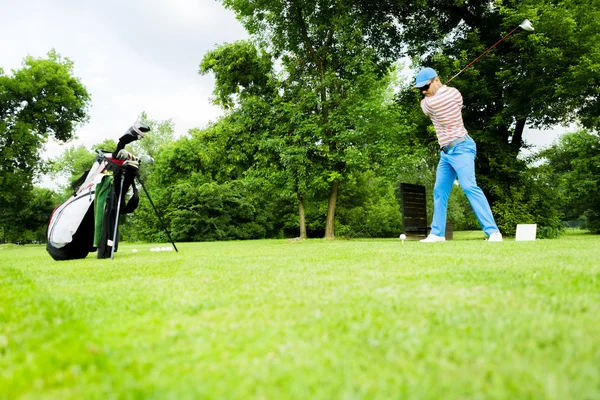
150, 247, 174, 252
400, 234, 406, 240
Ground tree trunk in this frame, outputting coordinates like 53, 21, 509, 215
298, 192, 307, 240
511, 117, 527, 153
324, 180, 339, 239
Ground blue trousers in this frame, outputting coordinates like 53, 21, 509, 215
431, 137, 499, 237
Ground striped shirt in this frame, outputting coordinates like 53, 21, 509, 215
420, 85, 468, 147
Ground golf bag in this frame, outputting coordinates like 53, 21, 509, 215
46, 121, 149, 260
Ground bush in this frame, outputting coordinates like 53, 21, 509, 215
335, 171, 402, 238
492, 170, 564, 238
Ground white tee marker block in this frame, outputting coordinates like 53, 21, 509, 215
515, 224, 537, 241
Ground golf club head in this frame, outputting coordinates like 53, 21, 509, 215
129, 118, 150, 139
519, 19, 535, 32
138, 155, 155, 165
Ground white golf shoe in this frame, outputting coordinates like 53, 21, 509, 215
488, 232, 503, 242
420, 234, 446, 243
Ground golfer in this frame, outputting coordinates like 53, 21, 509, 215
414, 67, 502, 242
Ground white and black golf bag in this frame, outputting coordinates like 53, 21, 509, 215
46, 121, 149, 260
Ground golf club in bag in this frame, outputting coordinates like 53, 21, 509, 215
46, 119, 178, 260
446, 19, 534, 85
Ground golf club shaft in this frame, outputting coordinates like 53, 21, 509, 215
446, 26, 519, 85
110, 173, 125, 260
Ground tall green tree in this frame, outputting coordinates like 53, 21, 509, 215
201, 40, 412, 239
125, 119, 279, 243
0, 50, 90, 228
3, 187, 59, 243
200, 40, 318, 239
393, 0, 600, 204
538, 130, 600, 233
200, 41, 275, 109
213, 1, 410, 238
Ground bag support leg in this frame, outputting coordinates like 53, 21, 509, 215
136, 177, 178, 252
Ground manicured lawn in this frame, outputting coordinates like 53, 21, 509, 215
1, 233, 599, 399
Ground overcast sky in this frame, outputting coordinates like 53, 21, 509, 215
0, 0, 249, 161
1, 0, 567, 168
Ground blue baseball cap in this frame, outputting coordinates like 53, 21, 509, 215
414, 67, 438, 88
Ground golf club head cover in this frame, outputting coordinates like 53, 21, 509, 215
116, 149, 135, 161
138, 155, 155, 165
114, 119, 151, 157
129, 119, 151, 139
122, 160, 140, 169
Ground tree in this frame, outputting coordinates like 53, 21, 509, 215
200, 41, 275, 110
201, 40, 330, 239
0, 50, 90, 228
212, 1, 411, 238
538, 130, 600, 233
3, 187, 58, 243
394, 0, 600, 195
123, 118, 283, 242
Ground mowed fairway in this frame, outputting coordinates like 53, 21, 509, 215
1, 233, 599, 399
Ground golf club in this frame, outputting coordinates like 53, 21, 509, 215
110, 171, 126, 260
446, 19, 534, 85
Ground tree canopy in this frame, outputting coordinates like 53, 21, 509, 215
4, 1, 599, 242
393, 0, 600, 208
0, 50, 90, 229
211, 0, 418, 238
538, 130, 600, 233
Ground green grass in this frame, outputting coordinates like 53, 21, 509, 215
1, 233, 600, 399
